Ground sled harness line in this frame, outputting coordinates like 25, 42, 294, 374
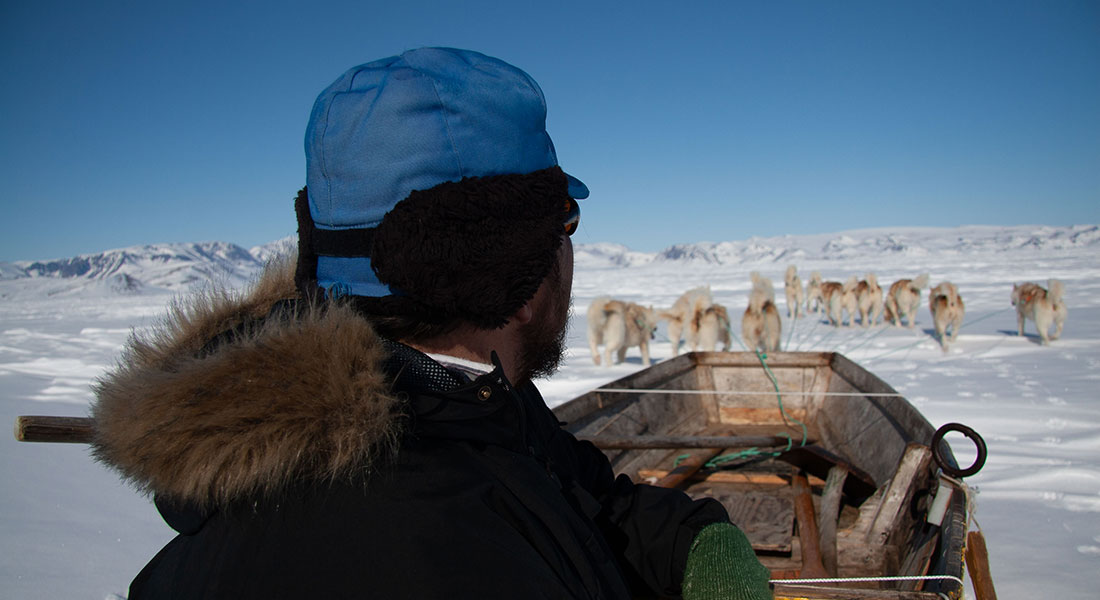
862, 306, 1015, 364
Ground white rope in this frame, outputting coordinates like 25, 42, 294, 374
594, 387, 905, 397
770, 574, 966, 587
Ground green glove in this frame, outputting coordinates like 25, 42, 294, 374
682, 522, 773, 600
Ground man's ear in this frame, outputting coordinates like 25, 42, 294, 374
512, 302, 534, 325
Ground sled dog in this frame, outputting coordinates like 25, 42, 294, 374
587, 296, 659, 366
659, 286, 713, 356
928, 281, 965, 351
805, 271, 825, 315
698, 303, 732, 352
742, 276, 781, 353
883, 274, 929, 328
785, 265, 804, 319
821, 276, 858, 327
1011, 279, 1067, 345
855, 272, 883, 327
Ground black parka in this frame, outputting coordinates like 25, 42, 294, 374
90, 261, 728, 599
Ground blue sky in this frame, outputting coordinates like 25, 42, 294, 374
1, 0, 1097, 262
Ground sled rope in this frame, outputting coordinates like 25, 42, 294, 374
769, 574, 965, 587
783, 311, 797, 351
595, 388, 907, 398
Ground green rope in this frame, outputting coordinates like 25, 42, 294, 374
754, 350, 808, 447
695, 350, 809, 468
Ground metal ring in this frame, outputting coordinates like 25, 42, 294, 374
931, 423, 987, 478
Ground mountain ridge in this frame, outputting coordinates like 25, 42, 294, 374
1, 225, 1095, 295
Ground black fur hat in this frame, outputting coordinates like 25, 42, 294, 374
296, 166, 569, 330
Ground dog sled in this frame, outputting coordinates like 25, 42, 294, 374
554, 351, 993, 600
15, 350, 993, 599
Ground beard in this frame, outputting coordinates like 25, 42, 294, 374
513, 261, 571, 383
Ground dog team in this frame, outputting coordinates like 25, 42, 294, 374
588, 266, 1068, 365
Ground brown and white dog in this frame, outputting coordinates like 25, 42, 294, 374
659, 286, 713, 356
805, 271, 825, 315
587, 297, 660, 366
883, 274, 929, 328
784, 265, 804, 319
928, 281, 965, 351
1011, 279, 1067, 345
855, 273, 883, 327
742, 275, 781, 353
821, 276, 858, 327
698, 303, 732, 352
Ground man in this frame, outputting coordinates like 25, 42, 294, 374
91, 47, 771, 599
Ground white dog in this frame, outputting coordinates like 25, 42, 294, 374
1011, 279, 1067, 345
742, 275, 781, 353
785, 265, 804, 319
698, 303, 733, 352
587, 297, 660, 366
659, 286, 713, 356
855, 273, 883, 327
883, 274, 929, 328
928, 281, 965, 351
805, 271, 825, 315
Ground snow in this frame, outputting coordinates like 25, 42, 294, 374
2, 224, 1098, 599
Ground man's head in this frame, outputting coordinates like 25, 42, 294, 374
295, 47, 586, 345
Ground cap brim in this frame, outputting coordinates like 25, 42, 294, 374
566, 173, 589, 199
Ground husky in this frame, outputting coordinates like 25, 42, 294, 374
698, 303, 733, 352
1011, 279, 1067, 345
659, 286, 713, 356
928, 281, 965, 351
750, 271, 776, 302
855, 273, 883, 327
883, 274, 929, 328
821, 276, 858, 327
784, 265, 804, 319
587, 297, 660, 366
742, 278, 781, 353
805, 271, 825, 315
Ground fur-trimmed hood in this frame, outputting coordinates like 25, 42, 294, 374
90, 256, 401, 509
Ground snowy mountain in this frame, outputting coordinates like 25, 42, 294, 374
575, 224, 1100, 266
3, 225, 1096, 299
8, 241, 264, 296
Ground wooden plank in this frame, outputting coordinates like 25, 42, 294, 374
773, 584, 943, 599
14, 416, 94, 444
965, 531, 998, 600
638, 469, 801, 486
867, 444, 932, 547
653, 448, 724, 489
688, 482, 795, 552
578, 434, 797, 449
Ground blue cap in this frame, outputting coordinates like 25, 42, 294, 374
304, 48, 587, 298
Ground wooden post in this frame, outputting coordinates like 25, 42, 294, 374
792, 471, 829, 578
817, 464, 849, 576
965, 530, 998, 600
